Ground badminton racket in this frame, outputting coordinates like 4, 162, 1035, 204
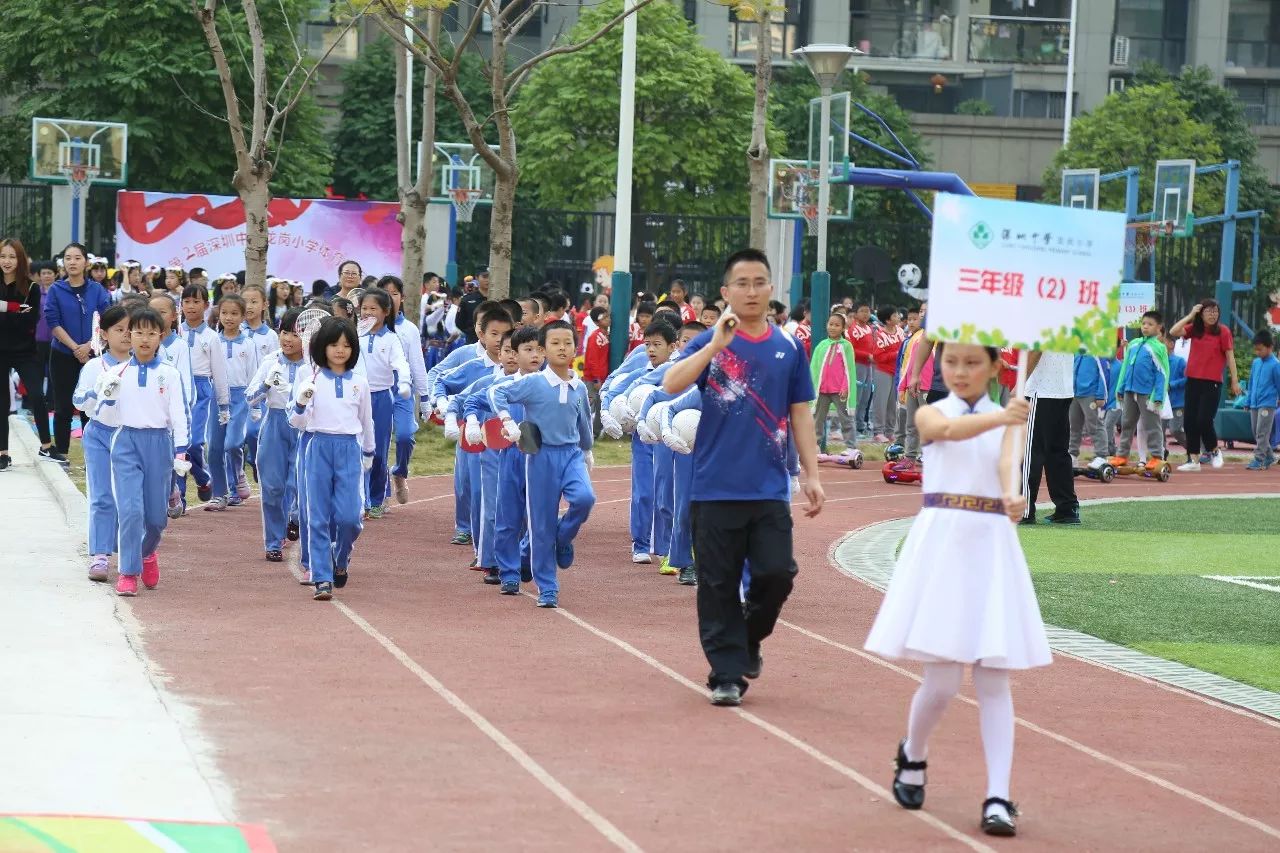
90, 310, 103, 357
295, 306, 331, 403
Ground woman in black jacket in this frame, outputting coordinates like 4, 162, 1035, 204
0, 237, 57, 469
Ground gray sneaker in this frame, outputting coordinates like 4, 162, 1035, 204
710, 683, 742, 706
677, 567, 697, 586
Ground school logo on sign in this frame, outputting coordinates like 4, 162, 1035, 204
969, 221, 993, 249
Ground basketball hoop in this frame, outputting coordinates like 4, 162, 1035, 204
450, 187, 482, 223
1126, 220, 1175, 272
60, 164, 98, 197
801, 204, 820, 236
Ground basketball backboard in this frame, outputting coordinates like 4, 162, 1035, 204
807, 91, 852, 179
1060, 168, 1100, 209
31, 117, 128, 185
767, 159, 853, 221
1152, 159, 1195, 233
417, 141, 495, 206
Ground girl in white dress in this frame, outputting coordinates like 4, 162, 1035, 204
865, 343, 1051, 837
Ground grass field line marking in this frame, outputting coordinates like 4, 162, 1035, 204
542, 598, 994, 852
1201, 575, 1280, 593
777, 617, 1280, 842
278, 556, 643, 853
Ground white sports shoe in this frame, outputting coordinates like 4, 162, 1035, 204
1177, 461, 1201, 472
632, 552, 652, 564
1211, 449, 1225, 469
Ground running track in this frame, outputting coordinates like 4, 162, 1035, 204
134, 463, 1280, 851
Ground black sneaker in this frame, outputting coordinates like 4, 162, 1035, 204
38, 447, 68, 465
265, 549, 283, 562
710, 683, 742, 706
286, 520, 299, 541
313, 582, 333, 601
483, 568, 501, 585
197, 483, 213, 502
745, 648, 763, 680
0, 453, 10, 471
334, 567, 348, 589
1017, 516, 1037, 527
500, 581, 520, 595
677, 567, 697, 586
1044, 513, 1081, 525
520, 564, 533, 583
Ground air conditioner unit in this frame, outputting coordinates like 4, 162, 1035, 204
1109, 77, 1127, 94
1112, 36, 1130, 67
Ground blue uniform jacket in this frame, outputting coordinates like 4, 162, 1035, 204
1072, 354, 1110, 400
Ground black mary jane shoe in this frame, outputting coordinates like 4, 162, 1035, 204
892, 739, 927, 810
980, 797, 1019, 837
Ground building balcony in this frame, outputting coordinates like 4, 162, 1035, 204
967, 15, 1069, 66
850, 12, 956, 63
1227, 40, 1280, 71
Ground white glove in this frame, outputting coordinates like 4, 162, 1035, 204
250, 407, 262, 422
443, 417, 460, 441
96, 374, 121, 400
791, 476, 801, 495
296, 382, 316, 405
419, 400, 434, 420
585, 450, 595, 470
619, 405, 639, 431
663, 430, 691, 455
361, 453, 373, 471
173, 457, 192, 476
1146, 398, 1161, 413
434, 396, 449, 419
217, 407, 231, 425
501, 416, 521, 443
599, 410, 624, 440
464, 415, 482, 445
636, 421, 658, 444
397, 382, 411, 400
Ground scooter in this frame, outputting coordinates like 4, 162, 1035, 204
1072, 456, 1116, 483
818, 448, 864, 469
882, 457, 922, 485
1106, 455, 1172, 482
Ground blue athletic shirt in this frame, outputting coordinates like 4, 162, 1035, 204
684, 325, 814, 503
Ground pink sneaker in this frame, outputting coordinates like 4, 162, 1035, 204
236, 471, 251, 500
141, 553, 160, 590
299, 568, 312, 585
116, 575, 138, 597
88, 555, 110, 583
874, 433, 891, 444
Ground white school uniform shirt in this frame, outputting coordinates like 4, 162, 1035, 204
217, 332, 260, 388
243, 322, 280, 364
248, 350, 304, 410
102, 356, 191, 450
288, 368, 376, 455
160, 331, 194, 405
356, 324, 411, 393
182, 321, 230, 407
73, 353, 127, 424
394, 317, 430, 400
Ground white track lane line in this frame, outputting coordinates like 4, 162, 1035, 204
281, 556, 643, 852
540, 599, 994, 852
778, 619, 1280, 843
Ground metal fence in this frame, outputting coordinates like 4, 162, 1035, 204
0, 183, 117, 260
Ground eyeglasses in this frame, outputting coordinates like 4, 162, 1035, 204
725, 279, 772, 291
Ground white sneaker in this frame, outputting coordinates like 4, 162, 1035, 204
1211, 449, 1225, 469
632, 552, 652, 564
1177, 461, 1201, 472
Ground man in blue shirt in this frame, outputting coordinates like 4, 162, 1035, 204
664, 249, 824, 707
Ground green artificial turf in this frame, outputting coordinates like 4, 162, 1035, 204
1019, 498, 1280, 693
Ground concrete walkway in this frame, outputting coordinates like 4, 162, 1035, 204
0, 415, 230, 823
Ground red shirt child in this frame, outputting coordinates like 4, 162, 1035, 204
583, 314, 610, 383
845, 305, 875, 367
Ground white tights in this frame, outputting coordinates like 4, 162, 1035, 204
900, 662, 1015, 812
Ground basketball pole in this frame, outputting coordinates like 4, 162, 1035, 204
1062, 0, 1078, 145
608, 0, 638, 371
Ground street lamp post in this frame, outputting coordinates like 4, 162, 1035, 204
609, 0, 639, 370
792, 43, 858, 335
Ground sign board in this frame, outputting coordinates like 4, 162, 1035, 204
927, 194, 1126, 356
1118, 282, 1156, 327
115, 191, 403, 281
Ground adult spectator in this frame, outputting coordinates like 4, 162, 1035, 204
311, 280, 329, 299
1021, 351, 1078, 525
0, 238, 57, 468
456, 267, 489, 343
325, 260, 363, 299
1169, 298, 1242, 470
43, 242, 111, 459
32, 261, 56, 374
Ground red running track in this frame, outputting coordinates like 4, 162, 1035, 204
129, 463, 1280, 851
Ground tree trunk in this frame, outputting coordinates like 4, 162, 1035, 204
236, 168, 272, 291
747, 13, 773, 250
397, 10, 439, 323
485, 25, 517, 300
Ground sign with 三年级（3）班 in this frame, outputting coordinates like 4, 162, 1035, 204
927, 193, 1126, 357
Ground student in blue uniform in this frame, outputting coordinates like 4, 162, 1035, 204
97, 307, 191, 596
1163, 331, 1187, 450
460, 331, 520, 584
248, 308, 305, 562
490, 321, 595, 609
290, 317, 375, 601
377, 276, 432, 505
179, 285, 229, 502
240, 283, 279, 483
663, 249, 825, 707
150, 294, 193, 518
491, 327, 544, 593
355, 289, 411, 519
205, 294, 259, 510
658, 383, 702, 587
73, 304, 131, 582
1068, 351, 1111, 461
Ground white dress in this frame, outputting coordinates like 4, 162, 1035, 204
865, 393, 1052, 670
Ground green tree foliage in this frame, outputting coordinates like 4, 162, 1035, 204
1132, 63, 1277, 226
0, 0, 331, 197
769, 65, 932, 220
514, 0, 777, 215
331, 36, 492, 200
1044, 82, 1225, 215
